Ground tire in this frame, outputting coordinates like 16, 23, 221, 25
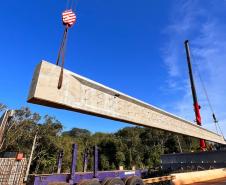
105, 178, 125, 185
123, 176, 133, 185
48, 182, 69, 185
79, 179, 101, 185
101, 178, 112, 185
77, 180, 88, 185
126, 176, 144, 185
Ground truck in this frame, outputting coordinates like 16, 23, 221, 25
27, 144, 147, 185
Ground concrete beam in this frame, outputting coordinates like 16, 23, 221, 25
171, 168, 226, 185
27, 61, 226, 144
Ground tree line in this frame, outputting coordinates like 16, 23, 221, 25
0, 103, 202, 174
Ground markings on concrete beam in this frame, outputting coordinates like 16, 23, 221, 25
143, 176, 175, 184
27, 61, 226, 145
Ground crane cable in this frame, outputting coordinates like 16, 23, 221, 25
66, 0, 78, 10
190, 50, 224, 137
56, 0, 76, 89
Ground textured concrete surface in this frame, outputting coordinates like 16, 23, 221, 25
27, 61, 226, 144
171, 168, 226, 185
191, 177, 226, 185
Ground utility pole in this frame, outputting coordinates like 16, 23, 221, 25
184, 40, 206, 151
24, 133, 37, 182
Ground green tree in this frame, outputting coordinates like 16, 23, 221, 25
2, 107, 40, 153
0, 103, 7, 112
0, 105, 201, 174
115, 151, 125, 167
32, 115, 63, 173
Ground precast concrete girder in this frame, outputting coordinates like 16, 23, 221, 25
27, 61, 226, 145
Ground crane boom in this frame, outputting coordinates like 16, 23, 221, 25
184, 40, 206, 151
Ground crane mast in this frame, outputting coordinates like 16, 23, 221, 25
184, 40, 206, 151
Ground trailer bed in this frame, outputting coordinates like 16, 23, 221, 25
28, 170, 144, 185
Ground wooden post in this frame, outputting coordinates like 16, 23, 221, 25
24, 133, 37, 182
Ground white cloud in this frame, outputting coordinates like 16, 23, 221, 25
162, 0, 226, 137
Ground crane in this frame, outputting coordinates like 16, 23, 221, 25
56, 0, 76, 89
184, 40, 206, 151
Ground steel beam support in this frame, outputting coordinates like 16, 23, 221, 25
93, 146, 98, 178
70, 144, 77, 184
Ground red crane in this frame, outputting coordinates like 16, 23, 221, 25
184, 40, 206, 151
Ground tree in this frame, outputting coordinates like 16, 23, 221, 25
0, 103, 7, 112
100, 155, 110, 170
1, 105, 200, 174
164, 134, 179, 154
63, 128, 91, 138
32, 115, 63, 173
116, 151, 125, 167
2, 107, 40, 153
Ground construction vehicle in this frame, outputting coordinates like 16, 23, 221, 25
27, 144, 147, 185
184, 40, 206, 151
184, 40, 224, 150
25, 1, 225, 184
159, 40, 226, 172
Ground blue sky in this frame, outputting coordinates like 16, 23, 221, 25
0, 0, 225, 136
